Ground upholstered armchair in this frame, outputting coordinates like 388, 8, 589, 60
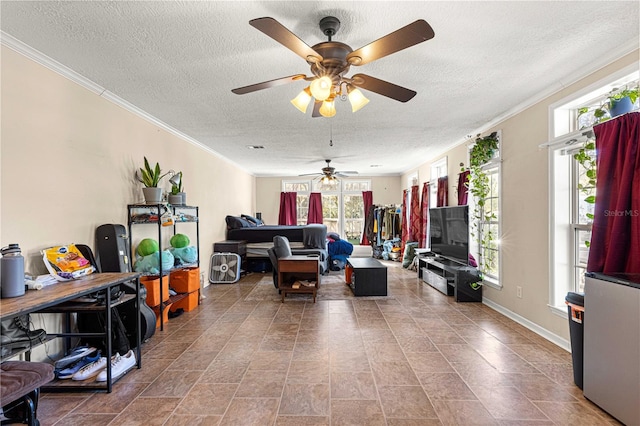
267, 235, 292, 289
268, 230, 328, 288
292, 224, 328, 273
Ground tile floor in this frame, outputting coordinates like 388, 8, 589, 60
39, 261, 619, 425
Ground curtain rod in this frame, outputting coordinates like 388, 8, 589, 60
540, 110, 638, 149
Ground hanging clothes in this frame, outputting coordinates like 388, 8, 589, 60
365, 204, 402, 255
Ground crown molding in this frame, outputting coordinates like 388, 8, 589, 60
474, 38, 639, 140
0, 31, 253, 176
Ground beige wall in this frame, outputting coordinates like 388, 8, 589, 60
403, 50, 640, 343
1, 46, 255, 359
255, 176, 401, 225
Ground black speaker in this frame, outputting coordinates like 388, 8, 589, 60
95, 224, 131, 273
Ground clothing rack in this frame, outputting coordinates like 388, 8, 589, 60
365, 204, 402, 248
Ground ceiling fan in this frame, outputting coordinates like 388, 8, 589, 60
231, 16, 435, 117
299, 159, 358, 181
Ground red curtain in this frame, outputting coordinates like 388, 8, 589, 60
587, 112, 640, 274
278, 192, 298, 225
437, 176, 448, 207
409, 185, 420, 242
400, 189, 408, 255
361, 190, 373, 245
458, 170, 470, 205
307, 192, 323, 224
419, 182, 430, 248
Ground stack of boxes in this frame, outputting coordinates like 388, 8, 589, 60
169, 267, 200, 313
140, 276, 171, 328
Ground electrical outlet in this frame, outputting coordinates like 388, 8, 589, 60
516, 286, 523, 298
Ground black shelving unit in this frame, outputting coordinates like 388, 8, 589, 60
419, 256, 482, 302
127, 204, 199, 330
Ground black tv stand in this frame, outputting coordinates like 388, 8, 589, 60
418, 255, 482, 302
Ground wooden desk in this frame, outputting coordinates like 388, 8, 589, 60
0, 272, 141, 393
278, 255, 320, 303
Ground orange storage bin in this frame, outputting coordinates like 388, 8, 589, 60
170, 267, 200, 293
345, 263, 353, 284
141, 276, 169, 307
171, 291, 199, 313
153, 303, 171, 328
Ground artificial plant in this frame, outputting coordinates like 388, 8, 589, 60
466, 132, 499, 284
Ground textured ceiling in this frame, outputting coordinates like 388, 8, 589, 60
1, 1, 638, 177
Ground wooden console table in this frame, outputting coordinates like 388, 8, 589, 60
278, 255, 320, 302
0, 272, 142, 393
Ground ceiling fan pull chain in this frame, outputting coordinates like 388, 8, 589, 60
329, 124, 333, 147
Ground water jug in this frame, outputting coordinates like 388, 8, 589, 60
1, 244, 25, 298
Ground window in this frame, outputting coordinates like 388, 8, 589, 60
283, 179, 371, 243
548, 132, 595, 310
430, 158, 447, 206
467, 137, 501, 286
343, 181, 370, 243
406, 172, 418, 230
572, 142, 596, 293
547, 64, 638, 313
283, 181, 310, 226
479, 165, 500, 279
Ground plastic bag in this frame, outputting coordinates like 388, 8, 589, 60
42, 244, 95, 281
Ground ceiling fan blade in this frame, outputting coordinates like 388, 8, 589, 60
250, 17, 324, 63
311, 100, 322, 117
346, 20, 434, 66
350, 73, 416, 103
298, 172, 321, 176
232, 74, 307, 95
336, 171, 359, 175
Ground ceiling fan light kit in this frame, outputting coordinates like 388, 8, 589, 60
232, 15, 434, 118
321, 175, 337, 184
319, 96, 337, 117
309, 76, 332, 101
290, 87, 313, 113
347, 86, 370, 112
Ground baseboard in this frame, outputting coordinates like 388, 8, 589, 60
482, 298, 571, 352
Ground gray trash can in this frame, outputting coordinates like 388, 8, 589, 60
565, 292, 584, 389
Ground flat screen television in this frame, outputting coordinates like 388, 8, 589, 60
429, 205, 469, 265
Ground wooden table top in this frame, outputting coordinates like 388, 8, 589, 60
0, 272, 140, 321
280, 255, 320, 262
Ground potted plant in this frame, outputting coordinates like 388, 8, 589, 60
168, 171, 184, 205
579, 85, 639, 124
137, 157, 169, 204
